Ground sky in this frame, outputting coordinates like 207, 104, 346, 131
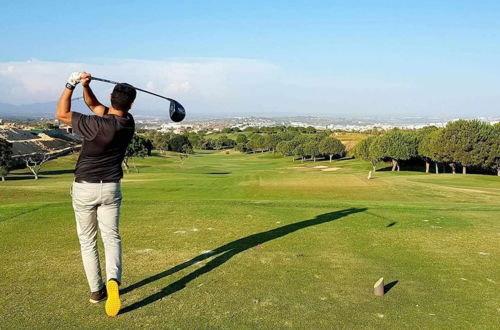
0, 0, 499, 118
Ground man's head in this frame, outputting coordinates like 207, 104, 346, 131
111, 83, 137, 111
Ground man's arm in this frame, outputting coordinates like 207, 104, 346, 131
56, 88, 73, 125
81, 72, 108, 117
55, 73, 81, 125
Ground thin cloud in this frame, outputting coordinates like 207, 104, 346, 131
1, 58, 493, 117
0, 58, 285, 116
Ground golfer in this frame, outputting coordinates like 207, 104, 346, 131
56, 72, 136, 317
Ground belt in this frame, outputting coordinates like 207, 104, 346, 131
74, 178, 120, 183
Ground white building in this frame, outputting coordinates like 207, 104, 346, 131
159, 122, 192, 134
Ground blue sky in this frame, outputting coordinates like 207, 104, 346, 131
1, 0, 499, 118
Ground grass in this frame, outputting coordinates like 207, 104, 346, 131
0, 151, 499, 329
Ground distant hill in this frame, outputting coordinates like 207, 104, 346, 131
0, 102, 17, 112
0, 99, 86, 119
0, 100, 168, 119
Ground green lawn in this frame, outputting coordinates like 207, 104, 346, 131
0, 151, 499, 329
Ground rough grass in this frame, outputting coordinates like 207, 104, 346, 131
0, 151, 499, 329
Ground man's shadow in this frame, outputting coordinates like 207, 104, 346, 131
120, 207, 366, 314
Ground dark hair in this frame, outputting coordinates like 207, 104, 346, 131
111, 83, 137, 111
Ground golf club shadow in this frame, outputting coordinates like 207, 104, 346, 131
40, 169, 75, 175
5, 169, 74, 181
4, 172, 43, 181
119, 207, 367, 314
0, 204, 49, 223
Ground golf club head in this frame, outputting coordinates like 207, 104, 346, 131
170, 100, 186, 122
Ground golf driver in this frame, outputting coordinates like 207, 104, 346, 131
90, 77, 186, 122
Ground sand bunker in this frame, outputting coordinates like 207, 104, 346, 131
321, 168, 341, 172
313, 166, 328, 169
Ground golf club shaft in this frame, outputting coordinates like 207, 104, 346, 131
90, 77, 176, 103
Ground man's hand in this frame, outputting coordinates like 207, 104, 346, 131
67, 72, 84, 88
81, 72, 108, 117
81, 72, 91, 87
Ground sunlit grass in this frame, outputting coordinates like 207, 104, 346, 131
0, 151, 499, 328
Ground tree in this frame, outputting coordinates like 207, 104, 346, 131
182, 144, 193, 154
368, 137, 386, 171
149, 132, 171, 152
38, 122, 59, 130
235, 143, 247, 153
303, 140, 320, 162
277, 131, 298, 142
214, 136, 225, 150
379, 131, 418, 171
256, 135, 267, 152
201, 138, 215, 150
276, 141, 295, 160
236, 134, 248, 144
247, 135, 265, 153
439, 120, 493, 175
291, 135, 308, 162
304, 126, 317, 134
169, 135, 192, 152
234, 134, 248, 153
262, 134, 281, 153
319, 137, 345, 162
428, 129, 455, 174
246, 139, 256, 153
354, 136, 381, 171
124, 134, 149, 173
294, 143, 306, 162
214, 135, 236, 150
486, 123, 500, 176
188, 133, 205, 149
0, 138, 13, 181
419, 129, 444, 174
416, 126, 439, 173
179, 144, 193, 165
22, 153, 52, 180
144, 139, 153, 156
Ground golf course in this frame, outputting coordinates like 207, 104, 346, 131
1, 151, 499, 329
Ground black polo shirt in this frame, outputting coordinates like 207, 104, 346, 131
71, 112, 135, 181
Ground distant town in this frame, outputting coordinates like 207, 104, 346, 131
137, 115, 500, 134
2, 114, 499, 136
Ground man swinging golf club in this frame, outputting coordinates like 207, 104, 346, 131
56, 72, 136, 317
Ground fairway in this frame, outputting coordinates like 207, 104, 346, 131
1, 151, 499, 329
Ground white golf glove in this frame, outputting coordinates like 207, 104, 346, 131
67, 72, 83, 88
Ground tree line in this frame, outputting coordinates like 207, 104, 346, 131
2, 120, 498, 181
140, 128, 347, 162
353, 120, 500, 175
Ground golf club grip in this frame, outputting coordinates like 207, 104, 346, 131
90, 77, 120, 85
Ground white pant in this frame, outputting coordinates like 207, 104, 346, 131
72, 181, 122, 292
